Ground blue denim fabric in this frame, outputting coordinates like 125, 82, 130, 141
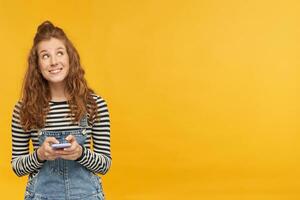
24, 115, 105, 200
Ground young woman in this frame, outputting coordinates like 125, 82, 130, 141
11, 21, 111, 200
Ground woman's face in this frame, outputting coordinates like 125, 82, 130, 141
37, 37, 70, 88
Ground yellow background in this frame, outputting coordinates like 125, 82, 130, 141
1, 0, 300, 199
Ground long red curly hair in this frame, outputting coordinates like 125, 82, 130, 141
20, 21, 97, 131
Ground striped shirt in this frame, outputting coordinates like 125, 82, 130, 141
11, 94, 111, 178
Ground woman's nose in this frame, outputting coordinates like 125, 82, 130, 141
50, 55, 58, 66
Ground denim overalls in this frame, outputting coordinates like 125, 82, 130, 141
25, 115, 105, 200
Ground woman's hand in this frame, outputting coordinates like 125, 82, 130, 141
55, 135, 83, 160
37, 137, 60, 161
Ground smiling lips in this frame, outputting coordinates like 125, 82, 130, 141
49, 67, 63, 74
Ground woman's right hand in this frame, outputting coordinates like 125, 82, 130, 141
37, 137, 60, 161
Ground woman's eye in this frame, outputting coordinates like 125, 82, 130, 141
42, 54, 49, 59
57, 51, 64, 56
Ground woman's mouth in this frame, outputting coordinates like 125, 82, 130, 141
49, 68, 63, 74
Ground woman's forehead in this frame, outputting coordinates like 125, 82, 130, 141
37, 38, 66, 52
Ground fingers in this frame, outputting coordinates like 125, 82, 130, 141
39, 135, 82, 161
45, 137, 59, 146
43, 151, 59, 160
57, 145, 82, 160
57, 135, 83, 160
65, 134, 75, 143
39, 137, 60, 160
63, 134, 78, 151
43, 148, 60, 160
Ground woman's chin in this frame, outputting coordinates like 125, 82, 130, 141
47, 78, 67, 86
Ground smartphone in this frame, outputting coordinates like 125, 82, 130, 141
51, 143, 71, 149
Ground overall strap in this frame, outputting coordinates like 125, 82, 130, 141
79, 113, 89, 128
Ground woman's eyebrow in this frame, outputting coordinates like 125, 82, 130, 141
56, 47, 66, 50
39, 49, 47, 54
39, 47, 65, 54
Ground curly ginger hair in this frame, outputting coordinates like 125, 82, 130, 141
20, 21, 97, 131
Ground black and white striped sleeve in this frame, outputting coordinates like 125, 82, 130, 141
76, 96, 112, 174
11, 102, 44, 177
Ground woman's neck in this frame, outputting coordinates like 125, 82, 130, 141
49, 83, 68, 102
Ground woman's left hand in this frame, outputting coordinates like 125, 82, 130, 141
55, 135, 83, 160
